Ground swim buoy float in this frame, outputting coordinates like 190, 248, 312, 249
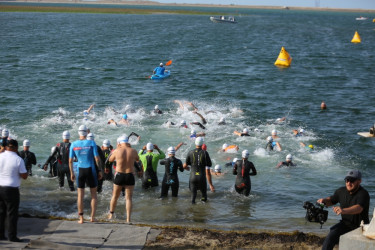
274, 46, 292, 67
351, 31, 361, 43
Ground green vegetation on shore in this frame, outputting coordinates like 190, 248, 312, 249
0, 4, 222, 15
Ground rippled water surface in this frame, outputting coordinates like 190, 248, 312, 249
1, 5, 375, 234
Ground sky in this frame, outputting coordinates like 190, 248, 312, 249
157, 0, 375, 10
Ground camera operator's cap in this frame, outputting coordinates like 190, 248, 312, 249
345, 170, 362, 180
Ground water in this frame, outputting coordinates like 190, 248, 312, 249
1, 5, 375, 234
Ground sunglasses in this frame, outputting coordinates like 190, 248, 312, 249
345, 177, 357, 183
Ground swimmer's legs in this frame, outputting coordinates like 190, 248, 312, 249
90, 187, 97, 222
77, 188, 85, 224
108, 184, 122, 219
125, 185, 134, 223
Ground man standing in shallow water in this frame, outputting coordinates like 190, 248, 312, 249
108, 135, 139, 223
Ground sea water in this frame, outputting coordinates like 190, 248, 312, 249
1, 6, 375, 234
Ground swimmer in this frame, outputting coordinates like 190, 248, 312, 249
118, 114, 130, 125
19, 140, 37, 176
293, 128, 305, 137
138, 143, 165, 189
1, 128, 10, 149
271, 129, 279, 139
180, 120, 188, 129
101, 139, 114, 181
233, 150, 257, 196
321, 101, 327, 110
190, 129, 205, 139
153, 105, 163, 114
83, 104, 95, 121
218, 117, 226, 125
276, 154, 296, 168
221, 143, 239, 153
234, 128, 250, 137
275, 117, 286, 123
300, 142, 314, 151
128, 132, 141, 143
107, 119, 118, 126
107, 135, 139, 223
190, 121, 206, 130
225, 158, 238, 168
184, 137, 215, 204
211, 164, 225, 177
192, 111, 207, 124
265, 136, 282, 151
159, 147, 184, 198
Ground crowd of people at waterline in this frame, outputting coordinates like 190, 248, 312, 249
0, 100, 371, 250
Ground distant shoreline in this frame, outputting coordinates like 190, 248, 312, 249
1, 0, 375, 14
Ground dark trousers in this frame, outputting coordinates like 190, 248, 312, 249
322, 221, 354, 250
189, 180, 207, 203
58, 165, 74, 191
161, 182, 179, 197
0, 186, 20, 240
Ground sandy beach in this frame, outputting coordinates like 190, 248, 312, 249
3, 0, 375, 13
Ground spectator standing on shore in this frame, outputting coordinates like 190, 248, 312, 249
19, 140, 37, 176
0, 139, 28, 242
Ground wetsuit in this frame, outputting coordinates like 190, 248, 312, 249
154, 109, 163, 114
101, 148, 114, 181
19, 150, 36, 176
44, 149, 58, 177
266, 141, 276, 151
153, 66, 165, 75
138, 149, 165, 189
277, 161, 296, 168
95, 145, 106, 193
69, 139, 99, 189
185, 148, 212, 203
160, 156, 184, 197
191, 122, 206, 129
241, 133, 250, 137
233, 159, 257, 196
46, 142, 74, 190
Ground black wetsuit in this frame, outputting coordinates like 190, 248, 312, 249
265, 142, 274, 151
95, 145, 105, 193
46, 142, 74, 190
19, 150, 36, 176
278, 161, 296, 167
233, 159, 257, 196
241, 133, 250, 137
44, 149, 58, 177
154, 109, 163, 114
191, 122, 206, 130
101, 148, 114, 181
160, 156, 184, 197
185, 148, 212, 203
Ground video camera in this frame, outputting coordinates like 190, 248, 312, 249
303, 201, 328, 228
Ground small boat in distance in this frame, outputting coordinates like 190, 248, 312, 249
356, 17, 368, 20
210, 16, 237, 24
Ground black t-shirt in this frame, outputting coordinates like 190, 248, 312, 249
330, 186, 370, 229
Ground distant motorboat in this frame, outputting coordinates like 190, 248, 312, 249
210, 16, 237, 24
356, 16, 368, 20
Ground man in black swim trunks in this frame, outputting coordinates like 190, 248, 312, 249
108, 135, 139, 223
184, 137, 215, 204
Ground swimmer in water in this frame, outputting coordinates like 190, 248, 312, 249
153, 105, 163, 114
271, 129, 279, 139
221, 143, 239, 153
234, 128, 250, 137
159, 146, 184, 198
233, 150, 257, 196
183, 137, 215, 204
276, 154, 296, 168
211, 164, 225, 177
190, 129, 205, 139
225, 158, 238, 168
192, 111, 207, 125
265, 136, 282, 151
300, 142, 314, 151
83, 104, 95, 121
218, 117, 226, 125
321, 101, 327, 110
118, 114, 130, 125
293, 128, 305, 137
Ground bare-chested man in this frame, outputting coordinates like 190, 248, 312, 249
107, 135, 139, 223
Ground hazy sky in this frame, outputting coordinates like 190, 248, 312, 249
157, 0, 375, 10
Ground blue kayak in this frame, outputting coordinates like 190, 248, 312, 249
150, 70, 170, 80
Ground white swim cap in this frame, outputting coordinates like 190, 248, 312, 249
286, 154, 293, 161
78, 125, 88, 136
2, 129, 9, 137
195, 137, 204, 146
222, 143, 228, 150
233, 158, 238, 163
191, 129, 196, 135
146, 142, 154, 150
62, 130, 70, 140
23, 139, 30, 147
214, 165, 222, 172
117, 134, 128, 144
299, 129, 305, 133
51, 146, 56, 154
167, 146, 175, 155
267, 136, 273, 142
181, 120, 186, 126
87, 133, 95, 140
272, 129, 277, 135
243, 128, 249, 134
219, 117, 225, 122
103, 139, 110, 147
83, 110, 88, 116
154, 105, 159, 110
242, 150, 249, 158
160, 62, 163, 66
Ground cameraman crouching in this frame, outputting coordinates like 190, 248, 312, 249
317, 170, 370, 250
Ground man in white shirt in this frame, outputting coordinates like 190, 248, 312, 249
0, 139, 28, 242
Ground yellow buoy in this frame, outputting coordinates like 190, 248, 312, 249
351, 31, 361, 43
274, 46, 292, 67
373, 18, 375, 23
